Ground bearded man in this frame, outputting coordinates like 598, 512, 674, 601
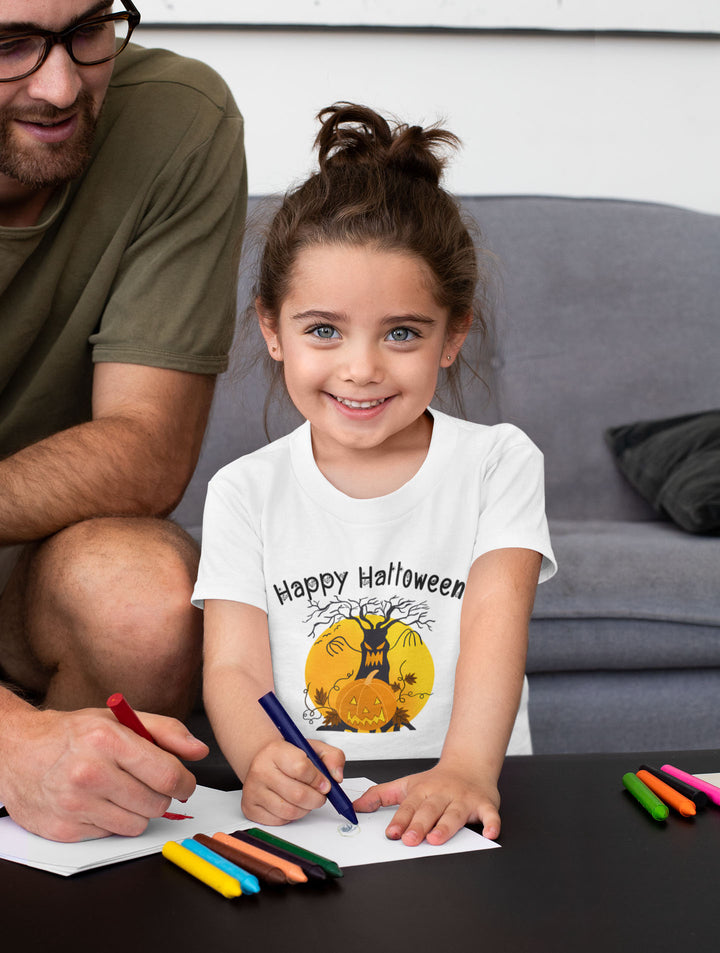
0, 1, 247, 840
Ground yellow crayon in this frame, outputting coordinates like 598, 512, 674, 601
162, 841, 242, 899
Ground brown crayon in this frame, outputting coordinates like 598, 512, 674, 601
193, 834, 288, 885
229, 830, 327, 880
213, 832, 307, 884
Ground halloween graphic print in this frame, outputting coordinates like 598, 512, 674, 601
303, 596, 436, 733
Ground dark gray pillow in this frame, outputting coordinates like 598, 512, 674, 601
605, 411, 720, 534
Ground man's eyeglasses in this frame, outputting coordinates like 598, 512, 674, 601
0, 1, 141, 83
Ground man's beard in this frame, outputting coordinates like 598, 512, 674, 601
0, 90, 99, 189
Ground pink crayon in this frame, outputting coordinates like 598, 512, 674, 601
661, 764, 720, 806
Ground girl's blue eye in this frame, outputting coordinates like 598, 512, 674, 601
387, 327, 417, 342
310, 325, 338, 339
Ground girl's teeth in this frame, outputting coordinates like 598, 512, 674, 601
336, 397, 386, 409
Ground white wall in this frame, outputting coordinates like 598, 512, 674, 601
134, 26, 720, 214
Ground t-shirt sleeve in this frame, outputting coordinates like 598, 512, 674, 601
472, 430, 558, 583
90, 74, 247, 374
191, 471, 269, 611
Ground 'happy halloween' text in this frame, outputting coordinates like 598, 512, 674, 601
272, 561, 465, 605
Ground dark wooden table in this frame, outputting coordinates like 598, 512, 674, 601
4, 749, 720, 952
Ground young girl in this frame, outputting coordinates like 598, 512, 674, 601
192, 103, 556, 846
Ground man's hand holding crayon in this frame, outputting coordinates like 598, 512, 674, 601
0, 695, 207, 842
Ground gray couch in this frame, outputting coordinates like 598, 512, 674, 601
174, 195, 720, 756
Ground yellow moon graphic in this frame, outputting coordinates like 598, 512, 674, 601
305, 614, 434, 731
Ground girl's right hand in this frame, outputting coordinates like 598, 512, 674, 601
240, 738, 346, 825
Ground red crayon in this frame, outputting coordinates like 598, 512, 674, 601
107, 692, 156, 745
106, 692, 192, 818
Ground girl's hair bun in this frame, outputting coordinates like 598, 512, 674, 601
253, 101, 490, 425
316, 102, 459, 186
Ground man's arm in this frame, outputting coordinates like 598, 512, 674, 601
0, 363, 214, 544
0, 362, 214, 837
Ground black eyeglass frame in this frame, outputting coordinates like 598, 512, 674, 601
0, 0, 141, 83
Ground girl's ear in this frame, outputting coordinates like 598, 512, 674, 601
256, 299, 283, 361
440, 313, 472, 368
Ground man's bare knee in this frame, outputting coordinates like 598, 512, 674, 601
30, 517, 197, 609
25, 518, 202, 714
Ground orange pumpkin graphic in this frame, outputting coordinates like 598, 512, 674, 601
334, 670, 397, 731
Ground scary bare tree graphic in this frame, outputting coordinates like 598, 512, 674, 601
304, 597, 434, 733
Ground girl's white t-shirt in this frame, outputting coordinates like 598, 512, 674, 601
193, 409, 557, 758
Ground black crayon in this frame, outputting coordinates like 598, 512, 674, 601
639, 764, 709, 809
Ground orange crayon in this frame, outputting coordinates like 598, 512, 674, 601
213, 832, 308, 884
196, 834, 287, 885
636, 769, 696, 817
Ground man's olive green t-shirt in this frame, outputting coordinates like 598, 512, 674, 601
0, 43, 247, 458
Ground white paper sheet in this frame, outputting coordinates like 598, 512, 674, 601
9, 765, 716, 878
0, 778, 498, 876
694, 772, 720, 786
0, 785, 246, 876
247, 778, 499, 869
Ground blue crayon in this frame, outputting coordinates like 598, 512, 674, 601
180, 838, 261, 895
259, 691, 359, 827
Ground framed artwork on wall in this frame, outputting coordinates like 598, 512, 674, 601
138, 0, 719, 33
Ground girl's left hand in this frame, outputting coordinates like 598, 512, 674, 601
352, 765, 501, 846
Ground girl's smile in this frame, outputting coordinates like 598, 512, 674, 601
328, 392, 393, 421
259, 243, 467, 494
332, 394, 388, 410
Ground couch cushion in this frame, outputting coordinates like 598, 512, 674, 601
529, 519, 720, 670
528, 669, 720, 754
605, 410, 720, 534
535, 519, 720, 624
462, 196, 720, 521
528, 617, 720, 673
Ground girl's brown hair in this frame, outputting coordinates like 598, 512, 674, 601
254, 102, 491, 416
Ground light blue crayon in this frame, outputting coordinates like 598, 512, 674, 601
180, 838, 261, 895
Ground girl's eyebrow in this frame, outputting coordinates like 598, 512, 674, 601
290, 310, 343, 323
383, 314, 438, 326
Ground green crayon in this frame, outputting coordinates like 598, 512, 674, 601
246, 828, 343, 878
622, 772, 669, 821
